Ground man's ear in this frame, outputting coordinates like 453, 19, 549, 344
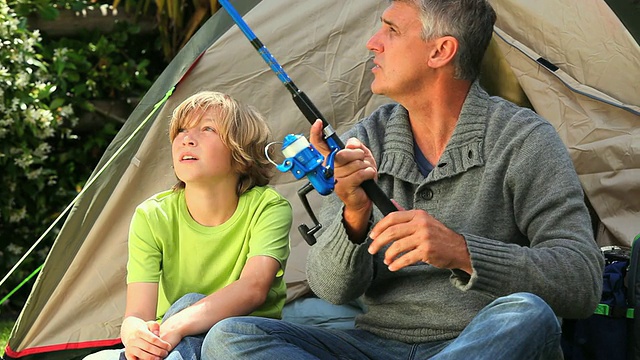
427, 36, 458, 69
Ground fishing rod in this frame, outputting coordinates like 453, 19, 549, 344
219, 0, 397, 243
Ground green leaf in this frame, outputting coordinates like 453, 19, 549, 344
37, 5, 59, 21
50, 98, 65, 110
67, 72, 80, 82
54, 60, 65, 75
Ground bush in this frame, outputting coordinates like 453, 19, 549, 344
0, 2, 75, 315
0, 0, 164, 316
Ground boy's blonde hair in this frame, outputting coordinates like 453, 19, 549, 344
169, 91, 274, 195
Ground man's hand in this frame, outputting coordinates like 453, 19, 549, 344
309, 119, 377, 241
368, 201, 472, 274
121, 317, 171, 360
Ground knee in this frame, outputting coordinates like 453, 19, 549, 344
202, 317, 266, 358
502, 293, 553, 314
209, 317, 245, 337
493, 293, 560, 331
176, 292, 207, 306
163, 293, 206, 320
205, 317, 260, 343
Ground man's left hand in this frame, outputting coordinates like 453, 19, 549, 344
368, 202, 472, 274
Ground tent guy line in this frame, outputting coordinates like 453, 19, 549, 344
493, 29, 640, 117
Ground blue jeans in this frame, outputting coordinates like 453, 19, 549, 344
84, 293, 206, 360
115, 293, 206, 360
161, 293, 207, 360
202, 292, 563, 360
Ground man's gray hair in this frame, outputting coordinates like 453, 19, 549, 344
394, 0, 496, 80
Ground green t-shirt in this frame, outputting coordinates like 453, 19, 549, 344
127, 186, 292, 319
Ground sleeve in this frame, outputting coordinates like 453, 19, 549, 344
457, 121, 604, 319
127, 206, 163, 284
307, 198, 375, 305
247, 190, 293, 277
306, 121, 378, 305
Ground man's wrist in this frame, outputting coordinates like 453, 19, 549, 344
342, 204, 373, 244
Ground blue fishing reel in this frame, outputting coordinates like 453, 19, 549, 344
272, 134, 339, 245
276, 134, 338, 195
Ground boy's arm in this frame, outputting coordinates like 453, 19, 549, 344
121, 282, 171, 360
158, 255, 280, 346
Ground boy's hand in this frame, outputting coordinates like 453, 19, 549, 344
159, 316, 187, 352
121, 317, 171, 360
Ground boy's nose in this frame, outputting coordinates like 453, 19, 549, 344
183, 133, 196, 146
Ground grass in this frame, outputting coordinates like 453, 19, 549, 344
1, 319, 15, 357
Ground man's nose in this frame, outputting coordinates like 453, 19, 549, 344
366, 31, 382, 52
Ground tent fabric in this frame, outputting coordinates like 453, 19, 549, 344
488, 0, 640, 247
5, 0, 639, 359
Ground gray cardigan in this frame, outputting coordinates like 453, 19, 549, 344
306, 82, 604, 343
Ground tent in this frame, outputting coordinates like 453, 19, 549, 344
4, 0, 639, 359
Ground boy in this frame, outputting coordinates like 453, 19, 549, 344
88, 91, 291, 360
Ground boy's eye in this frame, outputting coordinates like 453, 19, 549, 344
203, 126, 216, 132
177, 128, 186, 133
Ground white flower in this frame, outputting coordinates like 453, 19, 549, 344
10, 98, 20, 111
14, 153, 34, 169
9, 207, 27, 223
40, 127, 55, 138
24, 107, 37, 125
59, 104, 74, 118
26, 167, 43, 180
34, 143, 52, 158
7, 242, 24, 253
0, 117, 13, 126
37, 108, 54, 127
53, 47, 69, 61
15, 72, 29, 88
47, 174, 58, 186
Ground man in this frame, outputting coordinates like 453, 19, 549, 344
203, 1, 604, 359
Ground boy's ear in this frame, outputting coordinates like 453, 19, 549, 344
427, 36, 458, 69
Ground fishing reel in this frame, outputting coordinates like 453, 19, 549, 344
267, 134, 339, 245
